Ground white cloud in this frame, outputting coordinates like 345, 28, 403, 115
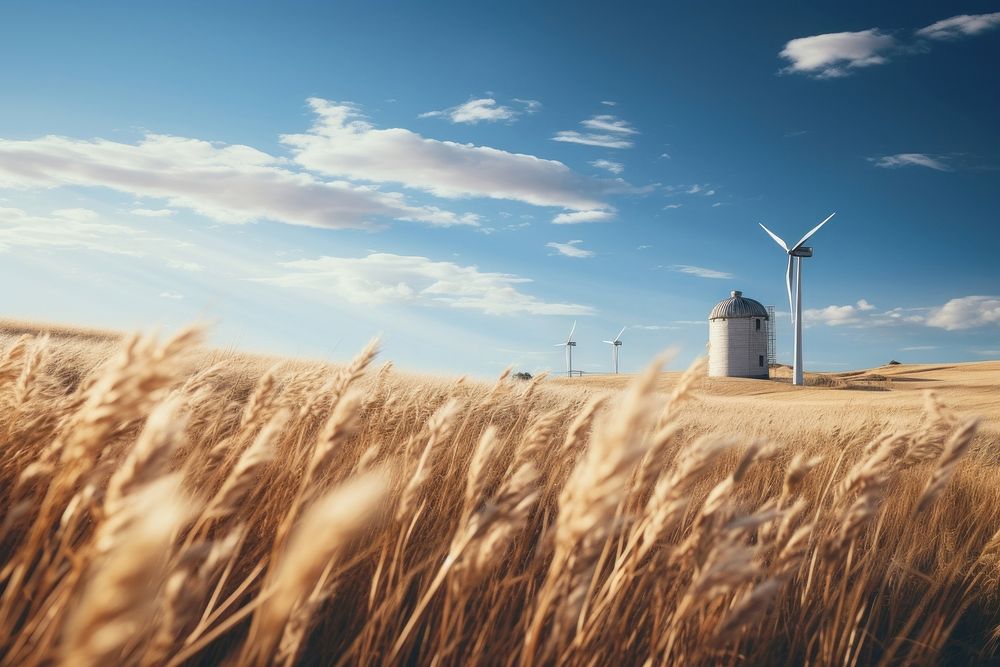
589, 159, 624, 175
52, 208, 99, 222
419, 98, 519, 124
546, 239, 594, 258
916, 12, 1000, 40
803, 299, 879, 326
800, 297, 1000, 331
668, 264, 732, 279
285, 99, 605, 210
167, 259, 204, 272
0, 132, 477, 230
580, 115, 638, 136
552, 209, 615, 224
663, 203, 683, 210
637, 244, 652, 250
780, 29, 897, 78
926, 296, 1000, 330
869, 153, 951, 171
512, 98, 542, 113
0, 207, 143, 256
257, 252, 594, 316
159, 291, 184, 300
130, 208, 176, 217
552, 114, 637, 149
901, 345, 937, 351
630, 324, 679, 331
601, 100, 617, 106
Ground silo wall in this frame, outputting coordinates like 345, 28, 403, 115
708, 317, 769, 378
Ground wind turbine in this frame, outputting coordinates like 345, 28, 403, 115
759, 212, 836, 386
602, 326, 625, 374
555, 321, 578, 377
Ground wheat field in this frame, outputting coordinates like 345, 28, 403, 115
1, 321, 999, 666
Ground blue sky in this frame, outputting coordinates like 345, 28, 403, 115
1, 1, 998, 376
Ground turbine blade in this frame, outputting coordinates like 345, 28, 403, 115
791, 212, 835, 251
567, 320, 577, 343
554, 343, 566, 347
614, 326, 626, 342
602, 340, 614, 344
759, 223, 788, 252
785, 255, 794, 320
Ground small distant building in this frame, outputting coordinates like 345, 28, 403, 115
708, 290, 770, 379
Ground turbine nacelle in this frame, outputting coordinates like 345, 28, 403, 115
790, 247, 813, 257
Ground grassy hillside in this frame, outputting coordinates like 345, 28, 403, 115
0, 321, 999, 665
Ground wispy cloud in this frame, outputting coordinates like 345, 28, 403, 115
589, 159, 623, 175
781, 12, 1000, 79
130, 208, 176, 218
159, 291, 184, 300
869, 153, 952, 171
630, 323, 679, 331
0, 130, 478, 230
256, 251, 594, 315
668, 264, 733, 279
419, 97, 540, 124
663, 203, 683, 210
167, 259, 204, 272
546, 239, 594, 258
287, 99, 606, 211
552, 114, 638, 149
916, 12, 1000, 40
666, 184, 716, 197
901, 345, 937, 351
0, 207, 144, 256
552, 209, 615, 224
637, 244, 652, 250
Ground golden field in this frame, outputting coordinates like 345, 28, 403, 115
1, 319, 999, 666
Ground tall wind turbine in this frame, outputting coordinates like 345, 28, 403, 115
759, 212, 836, 386
555, 321, 578, 377
602, 326, 625, 374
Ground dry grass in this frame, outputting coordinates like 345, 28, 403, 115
1, 322, 999, 666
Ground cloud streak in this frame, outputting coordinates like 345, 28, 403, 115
916, 12, 1000, 40
0, 132, 477, 230
552, 209, 615, 224
552, 114, 638, 149
286, 99, 607, 211
419, 97, 539, 124
869, 153, 952, 171
668, 264, 732, 279
546, 239, 594, 258
257, 252, 594, 315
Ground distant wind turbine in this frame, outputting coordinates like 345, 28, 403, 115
759, 212, 836, 386
555, 321, 578, 377
602, 326, 625, 374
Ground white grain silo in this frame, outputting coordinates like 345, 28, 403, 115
708, 290, 770, 379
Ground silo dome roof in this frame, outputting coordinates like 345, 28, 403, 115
710, 291, 769, 320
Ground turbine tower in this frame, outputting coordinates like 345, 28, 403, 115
555, 321, 578, 377
602, 326, 625, 374
759, 212, 836, 386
